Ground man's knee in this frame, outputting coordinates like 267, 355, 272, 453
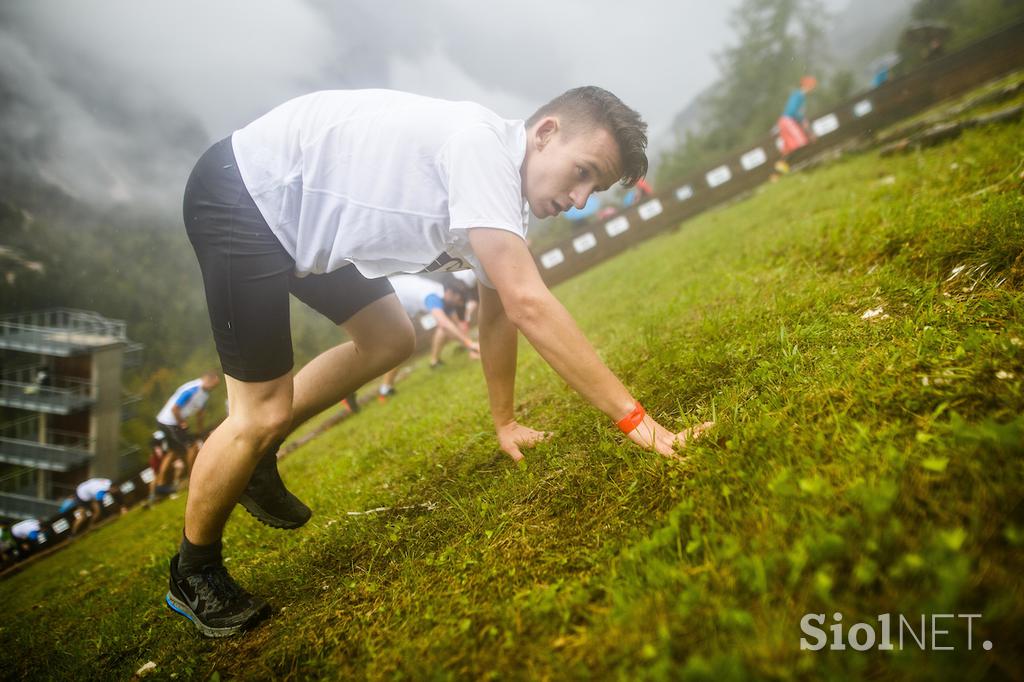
256, 407, 292, 443
374, 318, 416, 366
232, 406, 292, 454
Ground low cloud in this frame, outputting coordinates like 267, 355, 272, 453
0, 1, 759, 212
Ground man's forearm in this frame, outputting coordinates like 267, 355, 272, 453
506, 290, 634, 421
478, 291, 517, 426
467, 228, 634, 424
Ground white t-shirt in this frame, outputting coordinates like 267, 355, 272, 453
156, 379, 210, 427
452, 270, 478, 288
76, 478, 112, 503
11, 518, 41, 539
231, 89, 530, 288
390, 275, 446, 317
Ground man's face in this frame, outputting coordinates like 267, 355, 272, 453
522, 118, 622, 219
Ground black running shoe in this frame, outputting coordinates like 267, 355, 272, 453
164, 554, 271, 638
238, 448, 312, 529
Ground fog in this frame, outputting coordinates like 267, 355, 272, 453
0, 0, 856, 211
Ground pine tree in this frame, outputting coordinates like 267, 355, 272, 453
657, 0, 831, 187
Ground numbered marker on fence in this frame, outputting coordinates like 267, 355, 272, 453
604, 216, 630, 238
853, 99, 873, 117
812, 113, 840, 137
119, 480, 135, 494
52, 517, 71, 534
740, 147, 767, 170
140, 467, 155, 484
102, 492, 115, 507
706, 165, 732, 188
419, 314, 437, 331
675, 184, 694, 201
572, 232, 597, 253
638, 199, 663, 221
540, 248, 565, 269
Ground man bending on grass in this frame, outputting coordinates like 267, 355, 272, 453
168, 86, 713, 637
376, 274, 479, 399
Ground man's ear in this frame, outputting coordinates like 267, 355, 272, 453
534, 116, 559, 151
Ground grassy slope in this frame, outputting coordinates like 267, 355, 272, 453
1, 111, 1023, 681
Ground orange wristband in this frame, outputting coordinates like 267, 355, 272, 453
616, 401, 645, 434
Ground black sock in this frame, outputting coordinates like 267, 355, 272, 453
178, 534, 223, 576
252, 441, 283, 478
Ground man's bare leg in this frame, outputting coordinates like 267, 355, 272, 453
185, 442, 200, 479
378, 365, 401, 396
233, 295, 414, 529
290, 295, 414, 427
157, 454, 174, 487
71, 508, 87, 535
184, 373, 294, 545
430, 326, 451, 365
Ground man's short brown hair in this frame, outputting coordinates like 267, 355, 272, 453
527, 86, 648, 187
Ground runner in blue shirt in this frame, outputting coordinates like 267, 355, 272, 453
775, 75, 817, 173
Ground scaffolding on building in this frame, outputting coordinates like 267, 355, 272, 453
0, 309, 141, 520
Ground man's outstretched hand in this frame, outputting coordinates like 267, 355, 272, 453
625, 414, 714, 460
496, 421, 552, 462
495, 416, 712, 462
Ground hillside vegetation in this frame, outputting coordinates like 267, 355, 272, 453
1, 100, 1022, 680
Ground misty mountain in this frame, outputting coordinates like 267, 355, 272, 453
0, 5, 209, 213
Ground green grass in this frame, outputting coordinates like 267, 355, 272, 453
2, 106, 1023, 681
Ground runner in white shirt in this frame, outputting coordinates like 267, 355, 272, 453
156, 378, 214, 429
75, 477, 111, 503
11, 518, 43, 543
451, 270, 479, 322
155, 372, 220, 474
434, 270, 481, 365
376, 274, 479, 397
71, 477, 121, 535
169, 86, 713, 637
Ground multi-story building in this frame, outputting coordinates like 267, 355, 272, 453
0, 309, 140, 520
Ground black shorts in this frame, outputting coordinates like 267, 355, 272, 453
157, 422, 193, 457
182, 137, 394, 382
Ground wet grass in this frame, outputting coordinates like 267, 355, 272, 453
1, 110, 1022, 680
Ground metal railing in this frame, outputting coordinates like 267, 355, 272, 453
0, 465, 37, 496
0, 308, 129, 355
122, 342, 144, 368
0, 365, 94, 413
0, 438, 93, 472
0, 308, 127, 339
0, 491, 61, 521
0, 415, 94, 448
0, 416, 95, 471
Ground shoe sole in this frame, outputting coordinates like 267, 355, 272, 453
164, 591, 267, 638
238, 493, 311, 530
